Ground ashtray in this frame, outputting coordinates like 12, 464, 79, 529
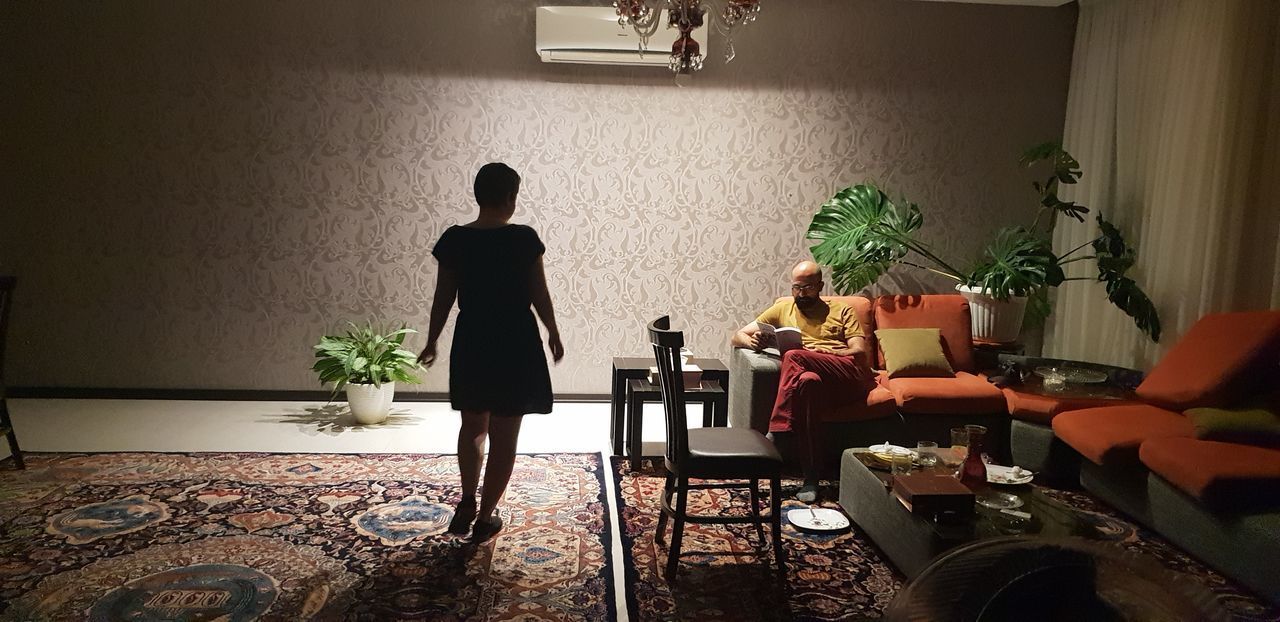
976, 491, 1024, 510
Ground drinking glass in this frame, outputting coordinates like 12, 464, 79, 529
890, 448, 913, 476
947, 426, 969, 465
916, 441, 939, 468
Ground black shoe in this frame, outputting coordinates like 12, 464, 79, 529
448, 500, 477, 535
471, 515, 504, 543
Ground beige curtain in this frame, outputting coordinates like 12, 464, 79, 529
1044, 0, 1280, 369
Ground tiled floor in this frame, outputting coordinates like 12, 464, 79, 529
1, 398, 705, 458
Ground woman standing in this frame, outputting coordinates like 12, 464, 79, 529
418, 162, 564, 542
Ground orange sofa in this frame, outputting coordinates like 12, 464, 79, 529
1051, 310, 1280, 604
728, 294, 1009, 457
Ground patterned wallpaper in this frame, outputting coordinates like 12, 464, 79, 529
0, 0, 1076, 395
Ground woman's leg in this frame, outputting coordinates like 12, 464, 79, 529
457, 410, 490, 506
477, 414, 524, 521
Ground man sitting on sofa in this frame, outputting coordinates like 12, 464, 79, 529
730, 260, 875, 502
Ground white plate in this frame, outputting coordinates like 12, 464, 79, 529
867, 443, 916, 457
986, 464, 1034, 485
787, 508, 851, 532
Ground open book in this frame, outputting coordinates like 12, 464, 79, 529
757, 323, 803, 356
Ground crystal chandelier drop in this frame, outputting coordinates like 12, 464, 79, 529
613, 0, 762, 74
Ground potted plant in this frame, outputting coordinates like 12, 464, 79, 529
312, 323, 426, 424
807, 143, 1161, 344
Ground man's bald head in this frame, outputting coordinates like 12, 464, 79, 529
790, 260, 823, 308
792, 260, 822, 281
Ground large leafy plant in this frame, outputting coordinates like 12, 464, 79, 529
312, 323, 426, 397
807, 143, 1161, 342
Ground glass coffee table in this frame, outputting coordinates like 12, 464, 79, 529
838, 447, 1103, 579
993, 354, 1142, 401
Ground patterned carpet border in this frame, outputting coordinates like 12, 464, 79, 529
0, 451, 617, 621
610, 456, 1279, 622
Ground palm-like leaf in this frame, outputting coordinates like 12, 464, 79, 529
1091, 214, 1161, 342
1023, 142, 1088, 222
967, 228, 1061, 300
806, 184, 925, 294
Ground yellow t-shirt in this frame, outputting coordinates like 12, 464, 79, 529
755, 300, 864, 350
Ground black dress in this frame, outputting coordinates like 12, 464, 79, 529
432, 224, 553, 415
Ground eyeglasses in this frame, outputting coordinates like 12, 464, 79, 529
791, 283, 821, 294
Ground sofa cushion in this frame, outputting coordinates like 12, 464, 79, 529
1052, 404, 1193, 465
1139, 437, 1280, 511
1185, 405, 1280, 447
883, 371, 1005, 414
874, 295, 975, 372
1002, 389, 1134, 425
876, 328, 954, 378
1135, 310, 1280, 410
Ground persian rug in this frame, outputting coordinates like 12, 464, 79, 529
0, 452, 616, 621
611, 457, 1279, 621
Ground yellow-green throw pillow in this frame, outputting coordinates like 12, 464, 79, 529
875, 328, 954, 379
1185, 406, 1280, 447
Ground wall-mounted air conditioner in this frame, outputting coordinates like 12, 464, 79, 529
534, 6, 708, 67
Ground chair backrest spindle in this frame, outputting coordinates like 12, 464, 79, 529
648, 316, 689, 466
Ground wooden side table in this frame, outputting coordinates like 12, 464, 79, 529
625, 378, 727, 471
610, 356, 729, 469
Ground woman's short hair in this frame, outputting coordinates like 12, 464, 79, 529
474, 162, 521, 207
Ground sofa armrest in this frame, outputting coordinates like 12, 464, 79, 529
729, 347, 782, 433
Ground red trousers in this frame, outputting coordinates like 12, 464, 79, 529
768, 349, 875, 434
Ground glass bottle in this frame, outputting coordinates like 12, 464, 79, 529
958, 424, 988, 489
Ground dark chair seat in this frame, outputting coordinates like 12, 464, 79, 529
679, 427, 783, 479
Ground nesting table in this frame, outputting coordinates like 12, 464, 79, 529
610, 356, 729, 471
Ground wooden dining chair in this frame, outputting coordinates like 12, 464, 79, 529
648, 316, 785, 580
0, 276, 21, 469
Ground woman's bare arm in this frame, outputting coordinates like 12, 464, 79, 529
418, 266, 458, 366
529, 256, 564, 362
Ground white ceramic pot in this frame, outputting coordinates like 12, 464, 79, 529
956, 284, 1028, 344
346, 382, 395, 425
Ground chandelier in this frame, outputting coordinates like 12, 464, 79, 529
613, 0, 762, 74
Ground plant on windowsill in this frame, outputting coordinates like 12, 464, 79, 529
312, 323, 426, 424
806, 142, 1161, 344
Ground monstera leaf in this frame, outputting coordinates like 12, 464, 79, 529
1022, 142, 1089, 222
807, 184, 926, 294
1092, 214, 1161, 342
967, 228, 1064, 300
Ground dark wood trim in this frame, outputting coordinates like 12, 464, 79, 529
7, 387, 609, 403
